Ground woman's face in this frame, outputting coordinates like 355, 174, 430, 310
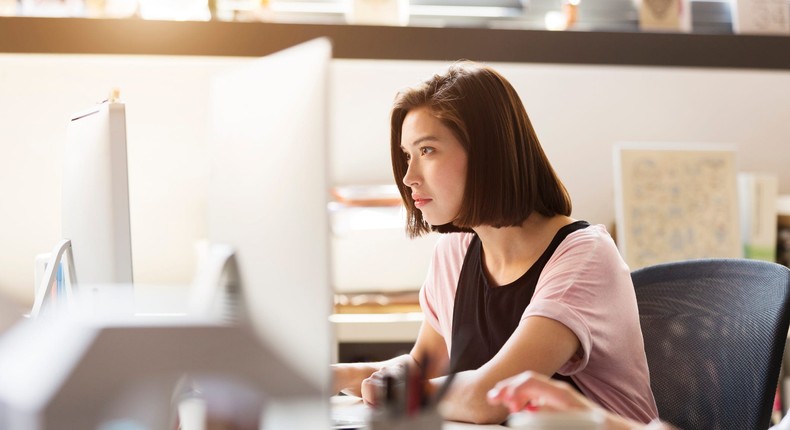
400, 106, 468, 226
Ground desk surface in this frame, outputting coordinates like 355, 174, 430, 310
331, 396, 506, 429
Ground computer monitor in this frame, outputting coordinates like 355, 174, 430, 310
63, 98, 133, 286
31, 97, 134, 317
207, 37, 333, 410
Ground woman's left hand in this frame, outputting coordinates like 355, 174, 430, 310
487, 370, 593, 414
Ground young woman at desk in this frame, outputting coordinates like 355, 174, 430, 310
332, 61, 658, 425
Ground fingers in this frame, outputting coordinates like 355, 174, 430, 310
361, 365, 407, 407
360, 376, 378, 406
330, 365, 348, 395
486, 371, 589, 414
331, 364, 364, 397
487, 371, 535, 412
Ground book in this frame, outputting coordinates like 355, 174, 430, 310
776, 195, 790, 267
738, 173, 778, 262
733, 0, 790, 35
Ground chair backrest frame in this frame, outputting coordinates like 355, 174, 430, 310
632, 258, 790, 430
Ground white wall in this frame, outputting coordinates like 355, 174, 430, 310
1, 53, 789, 306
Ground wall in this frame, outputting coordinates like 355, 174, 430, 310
1, 53, 789, 305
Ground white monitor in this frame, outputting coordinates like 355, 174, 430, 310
32, 98, 134, 317
207, 37, 333, 407
62, 99, 133, 286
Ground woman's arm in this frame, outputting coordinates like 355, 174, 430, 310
434, 315, 580, 424
333, 319, 449, 401
332, 359, 394, 398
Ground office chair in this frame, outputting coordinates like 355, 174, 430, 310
632, 258, 790, 430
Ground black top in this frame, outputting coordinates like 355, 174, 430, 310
449, 220, 590, 374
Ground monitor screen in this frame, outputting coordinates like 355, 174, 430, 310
207, 37, 333, 409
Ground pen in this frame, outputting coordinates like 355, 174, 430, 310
429, 339, 468, 408
430, 370, 456, 407
384, 374, 400, 419
420, 354, 431, 410
406, 360, 422, 416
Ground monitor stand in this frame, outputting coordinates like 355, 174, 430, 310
30, 239, 78, 317
188, 243, 246, 323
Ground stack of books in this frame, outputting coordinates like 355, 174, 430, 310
777, 195, 790, 268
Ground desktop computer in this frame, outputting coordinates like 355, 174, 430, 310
207, 37, 334, 425
31, 92, 134, 317
4, 39, 335, 429
62, 94, 133, 287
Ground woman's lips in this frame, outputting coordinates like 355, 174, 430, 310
413, 198, 432, 208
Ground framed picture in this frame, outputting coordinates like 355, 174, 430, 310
733, 0, 790, 35
614, 143, 742, 270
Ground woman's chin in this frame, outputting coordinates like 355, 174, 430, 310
425, 217, 450, 227
421, 211, 450, 226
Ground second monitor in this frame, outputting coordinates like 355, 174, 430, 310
207, 37, 334, 408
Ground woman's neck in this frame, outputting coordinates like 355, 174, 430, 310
473, 214, 575, 287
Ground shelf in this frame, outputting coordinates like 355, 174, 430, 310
331, 312, 423, 343
1, 17, 790, 70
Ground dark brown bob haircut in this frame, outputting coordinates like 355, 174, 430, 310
391, 61, 572, 238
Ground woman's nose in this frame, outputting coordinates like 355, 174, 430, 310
402, 162, 420, 188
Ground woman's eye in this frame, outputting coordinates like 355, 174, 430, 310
403, 152, 411, 162
420, 147, 434, 156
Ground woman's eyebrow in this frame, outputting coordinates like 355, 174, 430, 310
400, 135, 439, 150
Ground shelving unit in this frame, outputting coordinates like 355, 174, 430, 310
2, 16, 790, 70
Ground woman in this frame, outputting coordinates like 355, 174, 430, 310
332, 61, 657, 425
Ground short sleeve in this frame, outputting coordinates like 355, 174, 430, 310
418, 233, 474, 354
522, 225, 632, 375
419, 257, 442, 335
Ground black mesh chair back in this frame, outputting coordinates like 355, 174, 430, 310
632, 259, 790, 430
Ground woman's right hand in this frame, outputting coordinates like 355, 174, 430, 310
359, 363, 408, 407
331, 363, 372, 397
332, 355, 416, 404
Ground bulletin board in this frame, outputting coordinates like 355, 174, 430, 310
613, 143, 742, 270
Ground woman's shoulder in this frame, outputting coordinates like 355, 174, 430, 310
434, 232, 475, 256
428, 232, 476, 274
423, 232, 475, 297
551, 223, 624, 267
563, 223, 615, 248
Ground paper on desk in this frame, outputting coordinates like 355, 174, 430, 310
331, 395, 371, 425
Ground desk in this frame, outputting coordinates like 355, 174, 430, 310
331, 396, 506, 429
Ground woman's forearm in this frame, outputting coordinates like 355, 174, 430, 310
432, 370, 509, 424
332, 354, 416, 396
